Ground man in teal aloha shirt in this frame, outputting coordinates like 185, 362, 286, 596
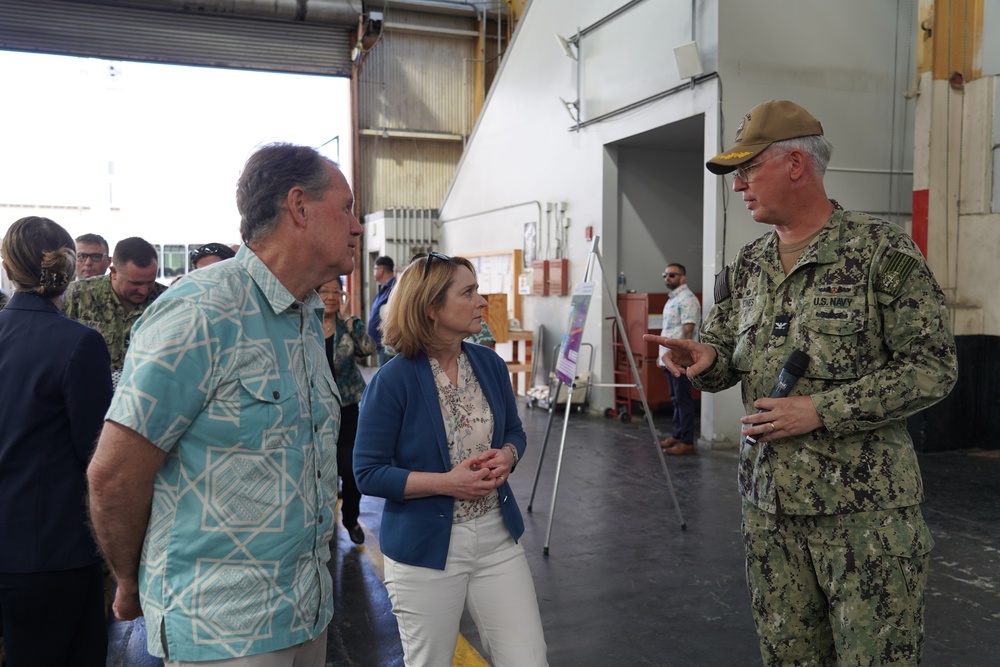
87, 143, 364, 665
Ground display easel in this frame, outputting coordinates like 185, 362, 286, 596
527, 236, 686, 555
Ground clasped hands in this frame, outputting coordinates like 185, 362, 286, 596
449, 445, 516, 500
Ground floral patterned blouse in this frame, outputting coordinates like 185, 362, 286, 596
325, 315, 377, 406
430, 352, 499, 521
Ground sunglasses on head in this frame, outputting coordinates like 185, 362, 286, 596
190, 243, 234, 264
422, 251, 452, 279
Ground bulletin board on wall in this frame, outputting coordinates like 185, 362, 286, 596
463, 249, 523, 340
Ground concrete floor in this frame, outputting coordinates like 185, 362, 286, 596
326, 401, 1000, 666
94, 399, 1000, 666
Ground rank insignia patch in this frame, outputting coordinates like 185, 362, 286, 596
772, 315, 791, 337
877, 250, 918, 296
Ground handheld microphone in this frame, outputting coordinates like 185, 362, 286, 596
744, 349, 810, 445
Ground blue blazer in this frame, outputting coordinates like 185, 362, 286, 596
354, 342, 527, 570
0, 292, 112, 572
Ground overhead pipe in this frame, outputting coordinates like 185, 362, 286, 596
71, 0, 364, 26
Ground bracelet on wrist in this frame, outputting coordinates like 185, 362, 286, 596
503, 443, 519, 470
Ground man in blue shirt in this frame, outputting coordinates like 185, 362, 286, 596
368, 255, 396, 365
87, 143, 363, 665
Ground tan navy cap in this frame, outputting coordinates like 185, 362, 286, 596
706, 100, 823, 174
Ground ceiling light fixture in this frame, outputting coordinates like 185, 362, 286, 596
559, 97, 579, 123
555, 33, 578, 61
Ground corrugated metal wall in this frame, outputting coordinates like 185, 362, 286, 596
356, 6, 506, 212
0, 0, 354, 75
359, 142, 466, 210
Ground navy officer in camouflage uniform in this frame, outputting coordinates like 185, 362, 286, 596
646, 100, 957, 666
63, 236, 167, 377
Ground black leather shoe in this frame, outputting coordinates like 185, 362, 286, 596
347, 524, 365, 545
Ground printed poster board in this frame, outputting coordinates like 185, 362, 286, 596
555, 282, 595, 385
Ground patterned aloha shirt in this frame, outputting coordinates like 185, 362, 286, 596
658, 283, 701, 363
430, 353, 498, 521
106, 247, 340, 661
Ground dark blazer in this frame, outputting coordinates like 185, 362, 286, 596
0, 292, 112, 572
354, 342, 527, 570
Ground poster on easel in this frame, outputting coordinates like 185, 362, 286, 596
555, 282, 595, 385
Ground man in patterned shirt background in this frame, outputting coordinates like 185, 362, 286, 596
656, 262, 701, 455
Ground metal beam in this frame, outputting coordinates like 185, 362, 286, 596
360, 128, 464, 141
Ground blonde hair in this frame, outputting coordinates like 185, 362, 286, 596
382, 254, 476, 358
1, 216, 76, 298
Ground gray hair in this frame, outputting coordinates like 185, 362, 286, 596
236, 143, 337, 246
771, 134, 833, 176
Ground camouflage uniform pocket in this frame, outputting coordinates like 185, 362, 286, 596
801, 311, 864, 379
875, 508, 934, 596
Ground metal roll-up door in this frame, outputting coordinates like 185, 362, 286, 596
0, 0, 356, 76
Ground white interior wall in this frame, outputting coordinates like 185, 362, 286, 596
440, 0, 919, 447
440, 0, 719, 411
716, 0, 918, 255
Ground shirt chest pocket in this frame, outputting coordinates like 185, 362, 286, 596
732, 298, 765, 373
238, 374, 302, 450
800, 309, 865, 380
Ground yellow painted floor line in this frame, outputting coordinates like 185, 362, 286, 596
453, 634, 490, 666
348, 520, 490, 667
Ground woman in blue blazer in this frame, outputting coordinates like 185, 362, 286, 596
0, 217, 113, 666
355, 253, 547, 667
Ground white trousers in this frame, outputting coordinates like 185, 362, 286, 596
384, 509, 548, 667
163, 627, 327, 667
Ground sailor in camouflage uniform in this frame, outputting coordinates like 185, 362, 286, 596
62, 236, 167, 377
646, 100, 957, 666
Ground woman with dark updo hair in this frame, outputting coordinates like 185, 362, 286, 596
0, 216, 113, 666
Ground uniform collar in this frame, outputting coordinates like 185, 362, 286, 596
744, 209, 846, 279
